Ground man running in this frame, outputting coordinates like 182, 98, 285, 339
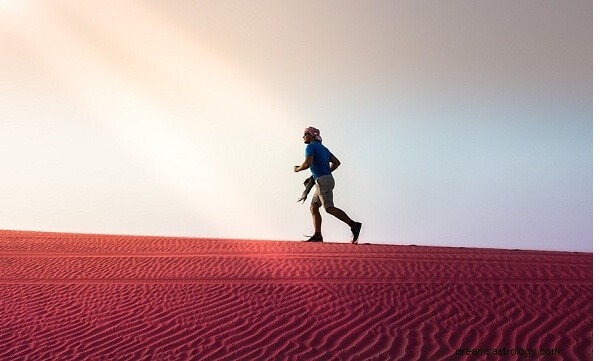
294, 127, 362, 243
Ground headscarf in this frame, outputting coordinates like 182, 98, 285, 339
304, 127, 322, 142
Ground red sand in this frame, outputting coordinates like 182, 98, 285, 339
0, 230, 591, 360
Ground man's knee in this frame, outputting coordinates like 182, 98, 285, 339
310, 204, 321, 214
325, 206, 336, 214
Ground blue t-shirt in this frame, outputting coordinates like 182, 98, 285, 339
305, 141, 333, 179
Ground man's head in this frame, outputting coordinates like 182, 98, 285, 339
303, 127, 322, 144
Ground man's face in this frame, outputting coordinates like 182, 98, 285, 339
303, 132, 312, 144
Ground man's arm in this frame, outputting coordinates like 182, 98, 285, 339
294, 155, 314, 172
329, 154, 341, 172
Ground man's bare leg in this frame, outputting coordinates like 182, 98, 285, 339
325, 206, 354, 226
326, 206, 362, 243
310, 204, 322, 235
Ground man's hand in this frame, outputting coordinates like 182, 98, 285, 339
294, 155, 314, 173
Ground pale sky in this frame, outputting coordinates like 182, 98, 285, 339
0, 1, 592, 251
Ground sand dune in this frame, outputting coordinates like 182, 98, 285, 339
0, 230, 592, 360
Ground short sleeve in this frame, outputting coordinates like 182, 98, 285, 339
305, 143, 315, 157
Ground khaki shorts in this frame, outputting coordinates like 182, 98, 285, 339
311, 175, 335, 209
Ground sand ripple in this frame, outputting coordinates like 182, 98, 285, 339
0, 230, 591, 360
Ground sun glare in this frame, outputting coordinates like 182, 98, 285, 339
2, 0, 304, 238
0, 0, 28, 14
